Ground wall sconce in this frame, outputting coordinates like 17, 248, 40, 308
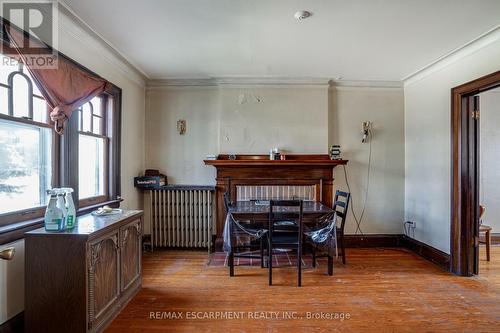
177, 119, 186, 135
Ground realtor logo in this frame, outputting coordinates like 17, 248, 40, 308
0, 0, 58, 68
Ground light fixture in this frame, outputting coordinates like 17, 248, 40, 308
294, 10, 312, 20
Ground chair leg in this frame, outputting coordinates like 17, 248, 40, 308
298, 246, 302, 287
328, 255, 333, 276
340, 235, 346, 265
312, 247, 316, 268
229, 251, 234, 277
268, 240, 273, 286
260, 238, 265, 268
486, 230, 491, 262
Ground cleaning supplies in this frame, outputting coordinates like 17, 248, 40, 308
62, 188, 76, 229
44, 190, 64, 232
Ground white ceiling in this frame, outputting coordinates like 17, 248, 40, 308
62, 0, 500, 81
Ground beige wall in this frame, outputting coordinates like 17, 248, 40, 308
145, 84, 405, 234
329, 87, 405, 234
404, 40, 500, 253
219, 87, 328, 154
146, 85, 329, 184
480, 90, 500, 232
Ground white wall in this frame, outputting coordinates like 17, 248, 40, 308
58, 9, 146, 210
145, 84, 405, 234
329, 87, 405, 234
404, 39, 500, 253
480, 89, 500, 232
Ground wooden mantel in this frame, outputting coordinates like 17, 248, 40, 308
204, 154, 348, 249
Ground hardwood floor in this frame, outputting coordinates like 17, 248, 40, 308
106, 247, 500, 333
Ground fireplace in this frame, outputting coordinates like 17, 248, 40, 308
204, 154, 348, 249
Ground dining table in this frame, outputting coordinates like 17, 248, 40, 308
228, 200, 334, 216
223, 200, 336, 253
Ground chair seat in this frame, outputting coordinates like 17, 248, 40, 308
271, 233, 299, 244
480, 224, 492, 232
274, 220, 297, 227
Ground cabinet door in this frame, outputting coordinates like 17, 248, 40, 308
87, 231, 120, 330
120, 219, 142, 292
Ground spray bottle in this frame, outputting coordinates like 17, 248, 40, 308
44, 190, 64, 232
62, 188, 76, 229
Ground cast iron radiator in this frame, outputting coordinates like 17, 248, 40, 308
150, 187, 214, 249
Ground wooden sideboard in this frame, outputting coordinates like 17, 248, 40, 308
204, 154, 347, 249
25, 210, 143, 333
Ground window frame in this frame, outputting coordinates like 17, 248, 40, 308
0, 59, 59, 227
59, 86, 121, 212
77, 94, 110, 207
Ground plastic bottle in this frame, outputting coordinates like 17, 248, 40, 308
44, 191, 64, 232
62, 188, 76, 229
56, 191, 67, 230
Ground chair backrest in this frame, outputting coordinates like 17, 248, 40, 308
223, 192, 231, 214
333, 190, 350, 232
268, 200, 304, 236
480, 204, 486, 219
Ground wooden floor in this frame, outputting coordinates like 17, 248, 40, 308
106, 247, 500, 332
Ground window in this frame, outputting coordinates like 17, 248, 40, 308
0, 42, 121, 234
77, 96, 108, 202
0, 56, 53, 220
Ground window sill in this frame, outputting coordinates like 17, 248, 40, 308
0, 198, 123, 245
78, 198, 123, 215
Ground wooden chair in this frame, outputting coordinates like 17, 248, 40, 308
268, 200, 303, 287
225, 193, 266, 276
332, 191, 350, 265
308, 190, 350, 270
479, 204, 492, 261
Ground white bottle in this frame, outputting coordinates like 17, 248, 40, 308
62, 188, 76, 229
45, 192, 64, 232
56, 191, 67, 230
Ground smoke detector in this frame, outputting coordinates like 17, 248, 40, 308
294, 10, 312, 20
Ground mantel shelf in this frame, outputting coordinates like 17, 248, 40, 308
204, 154, 348, 167
203, 159, 348, 167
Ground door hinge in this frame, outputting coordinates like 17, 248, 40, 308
471, 111, 480, 119
474, 235, 479, 247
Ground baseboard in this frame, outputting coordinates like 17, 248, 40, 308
343, 234, 403, 248
488, 233, 500, 245
400, 235, 450, 271
0, 312, 24, 333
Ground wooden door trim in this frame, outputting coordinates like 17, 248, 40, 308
451, 70, 500, 276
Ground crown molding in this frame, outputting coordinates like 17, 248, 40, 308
403, 25, 500, 86
58, 1, 148, 86
147, 77, 402, 89
147, 78, 218, 87
330, 80, 403, 88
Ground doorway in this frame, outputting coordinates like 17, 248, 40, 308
451, 70, 500, 276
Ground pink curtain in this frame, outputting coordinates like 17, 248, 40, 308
4, 22, 110, 134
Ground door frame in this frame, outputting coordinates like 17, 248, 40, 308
451, 70, 500, 276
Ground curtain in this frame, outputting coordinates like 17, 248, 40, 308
3, 21, 110, 134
